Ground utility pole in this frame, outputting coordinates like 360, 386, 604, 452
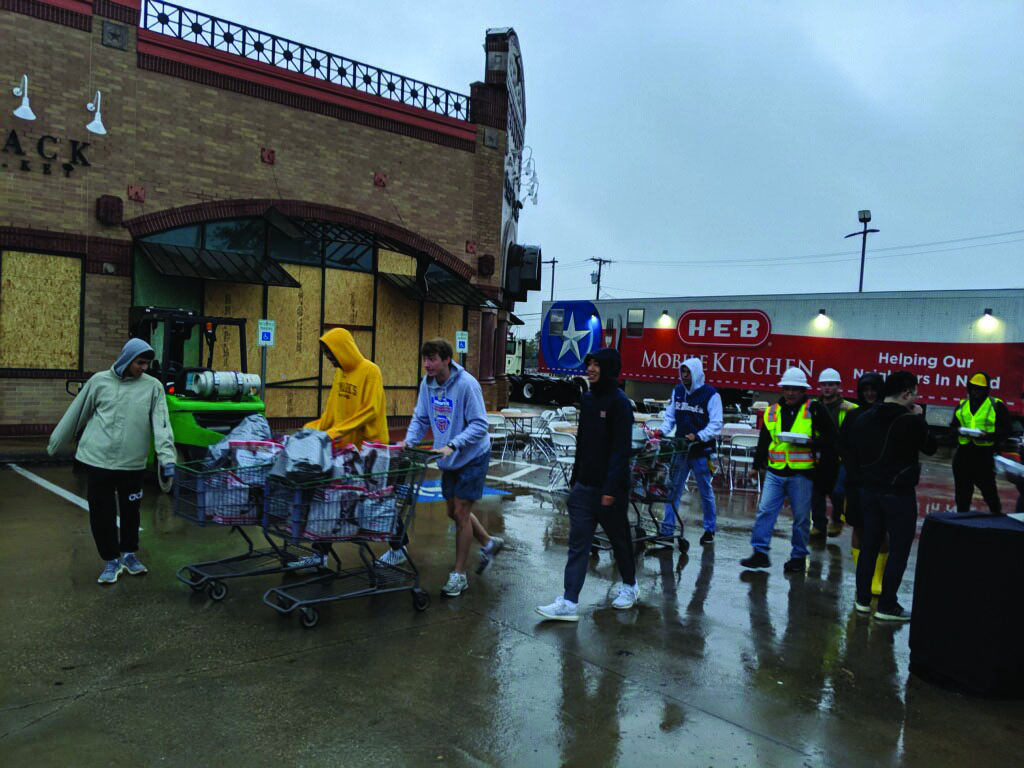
589, 257, 613, 301
542, 258, 558, 301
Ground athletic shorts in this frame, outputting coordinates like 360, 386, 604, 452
441, 451, 490, 501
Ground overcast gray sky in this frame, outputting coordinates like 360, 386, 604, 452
200, 0, 1024, 335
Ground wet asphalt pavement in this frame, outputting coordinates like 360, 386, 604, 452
2, 444, 1023, 767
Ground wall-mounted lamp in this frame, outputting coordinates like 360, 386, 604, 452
979, 307, 997, 332
86, 90, 106, 135
12, 75, 36, 121
657, 309, 673, 328
813, 308, 831, 330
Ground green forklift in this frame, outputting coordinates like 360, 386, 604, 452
128, 306, 266, 492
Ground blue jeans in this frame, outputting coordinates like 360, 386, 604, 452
750, 471, 813, 559
663, 452, 717, 533
563, 484, 636, 603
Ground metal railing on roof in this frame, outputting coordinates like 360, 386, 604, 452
141, 0, 472, 120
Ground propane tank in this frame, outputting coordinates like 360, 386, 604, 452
188, 370, 261, 399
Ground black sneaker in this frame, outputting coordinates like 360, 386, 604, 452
740, 551, 770, 569
874, 604, 911, 622
854, 600, 872, 614
783, 557, 807, 573
699, 530, 715, 545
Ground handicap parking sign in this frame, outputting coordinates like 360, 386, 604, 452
257, 319, 275, 347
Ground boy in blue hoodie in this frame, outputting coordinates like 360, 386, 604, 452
399, 338, 503, 597
655, 358, 723, 546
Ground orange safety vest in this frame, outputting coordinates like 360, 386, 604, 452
957, 397, 1001, 447
765, 401, 816, 470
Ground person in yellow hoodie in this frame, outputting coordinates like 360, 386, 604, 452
298, 328, 404, 567
305, 328, 389, 447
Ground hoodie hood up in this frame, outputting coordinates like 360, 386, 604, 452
584, 348, 622, 394
320, 328, 365, 373
679, 357, 705, 394
113, 338, 155, 378
855, 372, 885, 408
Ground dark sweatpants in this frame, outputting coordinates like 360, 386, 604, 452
87, 467, 145, 561
953, 445, 1001, 514
856, 489, 917, 613
563, 483, 635, 603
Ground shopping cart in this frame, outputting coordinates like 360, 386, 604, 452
592, 437, 694, 556
262, 448, 434, 628
173, 451, 324, 601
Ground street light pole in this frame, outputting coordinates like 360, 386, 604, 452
845, 210, 880, 292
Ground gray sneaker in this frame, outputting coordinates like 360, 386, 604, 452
378, 548, 408, 567
536, 596, 580, 622
441, 571, 468, 597
612, 581, 639, 610
98, 559, 126, 584
122, 553, 148, 575
475, 536, 504, 575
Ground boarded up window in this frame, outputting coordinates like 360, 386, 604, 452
0, 252, 81, 369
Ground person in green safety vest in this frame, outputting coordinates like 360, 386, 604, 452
950, 371, 1012, 514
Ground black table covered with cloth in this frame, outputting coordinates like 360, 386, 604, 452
909, 512, 1024, 698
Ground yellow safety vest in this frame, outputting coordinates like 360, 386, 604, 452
765, 401, 816, 470
957, 397, 1001, 446
837, 402, 857, 427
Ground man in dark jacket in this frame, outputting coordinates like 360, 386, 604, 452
837, 372, 888, 595
850, 370, 937, 622
950, 371, 1012, 514
537, 348, 637, 621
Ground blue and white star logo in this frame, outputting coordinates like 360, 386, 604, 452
541, 301, 603, 372
557, 313, 590, 362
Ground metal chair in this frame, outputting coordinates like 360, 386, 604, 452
558, 405, 579, 424
726, 433, 761, 493
487, 413, 513, 461
548, 430, 577, 490
645, 417, 665, 433
524, 410, 557, 461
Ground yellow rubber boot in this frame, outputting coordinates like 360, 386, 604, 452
872, 553, 888, 596
851, 547, 860, 567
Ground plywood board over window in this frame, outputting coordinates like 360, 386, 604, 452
378, 249, 417, 276
0, 252, 81, 369
204, 282, 263, 373
375, 278, 420, 388
422, 302, 463, 350
264, 264, 320, 421
385, 387, 419, 419
324, 270, 373, 327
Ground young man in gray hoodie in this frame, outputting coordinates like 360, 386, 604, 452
48, 338, 176, 584
399, 338, 503, 597
655, 358, 723, 546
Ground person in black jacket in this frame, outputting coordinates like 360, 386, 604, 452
838, 372, 888, 595
850, 370, 937, 622
537, 348, 638, 621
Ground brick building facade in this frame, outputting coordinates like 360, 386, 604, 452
1, 0, 536, 435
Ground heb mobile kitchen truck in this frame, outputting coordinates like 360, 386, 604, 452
538, 288, 1024, 426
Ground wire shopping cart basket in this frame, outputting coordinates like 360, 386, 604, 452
262, 448, 434, 628
172, 447, 324, 602
592, 437, 695, 556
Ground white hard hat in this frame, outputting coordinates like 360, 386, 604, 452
779, 367, 810, 388
818, 368, 842, 384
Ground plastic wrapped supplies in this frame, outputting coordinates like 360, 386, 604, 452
269, 429, 333, 481
204, 415, 273, 468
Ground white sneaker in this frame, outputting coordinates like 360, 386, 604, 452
378, 548, 407, 566
536, 596, 579, 622
441, 571, 468, 597
612, 582, 639, 610
288, 553, 327, 570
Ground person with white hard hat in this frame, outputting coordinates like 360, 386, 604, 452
949, 370, 1012, 514
810, 368, 858, 538
740, 367, 837, 574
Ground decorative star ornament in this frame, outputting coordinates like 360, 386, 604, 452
558, 313, 590, 362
